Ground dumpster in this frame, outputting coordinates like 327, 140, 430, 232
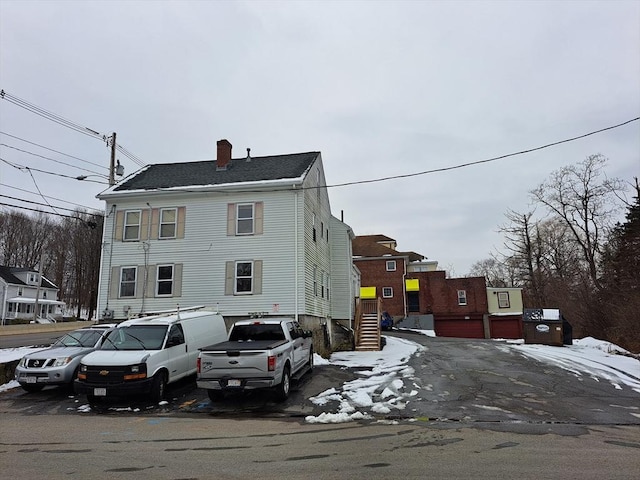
523, 308, 569, 346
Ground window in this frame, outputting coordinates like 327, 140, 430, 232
457, 290, 467, 306
18, 287, 23, 296
326, 273, 330, 301
236, 204, 254, 235
382, 287, 393, 298
320, 221, 324, 239
312, 213, 317, 242
159, 208, 177, 239
235, 261, 253, 294
124, 210, 141, 241
42, 291, 47, 299
321, 270, 325, 298
386, 260, 396, 272
156, 265, 174, 296
497, 291, 510, 308
120, 267, 137, 297
313, 265, 318, 296
166, 324, 185, 347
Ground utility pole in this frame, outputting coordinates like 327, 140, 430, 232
33, 252, 44, 322
109, 132, 117, 186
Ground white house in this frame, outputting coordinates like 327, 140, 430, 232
0, 266, 65, 324
95, 139, 355, 335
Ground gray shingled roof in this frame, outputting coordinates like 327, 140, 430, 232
0, 266, 57, 289
114, 151, 320, 191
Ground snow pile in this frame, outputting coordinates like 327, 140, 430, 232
500, 337, 640, 393
305, 336, 425, 424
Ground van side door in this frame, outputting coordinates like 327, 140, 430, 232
165, 324, 189, 380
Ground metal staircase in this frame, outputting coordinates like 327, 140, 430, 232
354, 298, 382, 351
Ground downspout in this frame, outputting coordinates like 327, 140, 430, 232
141, 202, 153, 314
402, 255, 408, 319
100, 204, 116, 320
294, 190, 299, 322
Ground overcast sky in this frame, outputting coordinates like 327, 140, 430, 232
1, 1, 638, 275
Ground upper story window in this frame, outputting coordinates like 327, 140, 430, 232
235, 261, 254, 294
386, 260, 397, 272
236, 204, 254, 235
28, 273, 38, 284
120, 267, 137, 297
312, 213, 317, 242
497, 291, 510, 308
156, 265, 174, 296
382, 287, 393, 298
124, 210, 141, 241
42, 291, 47, 299
159, 208, 177, 239
326, 273, 330, 301
457, 290, 467, 306
313, 265, 318, 296
18, 287, 23, 296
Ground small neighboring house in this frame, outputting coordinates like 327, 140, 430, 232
95, 139, 355, 342
0, 266, 65, 324
487, 287, 524, 339
354, 234, 497, 339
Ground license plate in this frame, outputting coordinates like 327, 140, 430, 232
228, 379, 241, 387
26, 377, 37, 384
94, 388, 107, 396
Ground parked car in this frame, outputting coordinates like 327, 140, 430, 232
197, 318, 314, 402
75, 309, 228, 405
14, 324, 116, 393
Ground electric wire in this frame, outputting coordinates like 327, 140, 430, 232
0, 195, 96, 214
0, 130, 108, 170
0, 143, 109, 177
0, 183, 104, 214
0, 202, 103, 222
0, 157, 110, 184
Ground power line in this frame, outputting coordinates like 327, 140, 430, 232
0, 143, 109, 177
0, 202, 103, 222
0, 130, 108, 170
0, 194, 97, 214
0, 90, 106, 141
1, 157, 110, 184
324, 116, 640, 189
0, 183, 103, 213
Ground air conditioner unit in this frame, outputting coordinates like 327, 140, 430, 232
102, 309, 114, 320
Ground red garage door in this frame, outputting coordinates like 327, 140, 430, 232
490, 316, 523, 339
434, 318, 484, 339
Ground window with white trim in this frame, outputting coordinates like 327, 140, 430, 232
124, 210, 141, 241
457, 290, 467, 306
326, 273, 330, 301
497, 291, 510, 308
321, 270, 325, 298
386, 260, 396, 271
235, 261, 253, 294
156, 265, 174, 296
120, 267, 137, 297
159, 208, 177, 239
382, 287, 393, 298
236, 204, 255, 235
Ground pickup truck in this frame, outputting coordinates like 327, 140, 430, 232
196, 318, 314, 401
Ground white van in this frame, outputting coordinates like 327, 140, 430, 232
75, 309, 227, 404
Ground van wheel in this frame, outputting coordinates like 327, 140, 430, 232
275, 365, 291, 402
151, 371, 167, 403
21, 384, 45, 393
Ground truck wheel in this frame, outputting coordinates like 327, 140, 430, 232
151, 371, 167, 403
308, 348, 314, 371
207, 390, 224, 402
21, 384, 45, 393
275, 365, 291, 402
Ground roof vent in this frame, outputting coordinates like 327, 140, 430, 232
246, 148, 251, 162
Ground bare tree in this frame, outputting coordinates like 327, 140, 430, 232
530, 154, 625, 290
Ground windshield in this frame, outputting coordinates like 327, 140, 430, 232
101, 325, 167, 350
53, 330, 105, 348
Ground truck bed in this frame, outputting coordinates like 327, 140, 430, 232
200, 339, 288, 352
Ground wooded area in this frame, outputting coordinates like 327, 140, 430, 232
471, 155, 639, 352
0, 209, 103, 321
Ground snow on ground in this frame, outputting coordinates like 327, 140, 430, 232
497, 337, 640, 394
1, 334, 638, 420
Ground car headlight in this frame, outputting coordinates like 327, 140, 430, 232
80, 364, 88, 372
53, 357, 72, 367
124, 363, 147, 380
18, 357, 27, 367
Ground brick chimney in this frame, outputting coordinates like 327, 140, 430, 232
216, 139, 232, 170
